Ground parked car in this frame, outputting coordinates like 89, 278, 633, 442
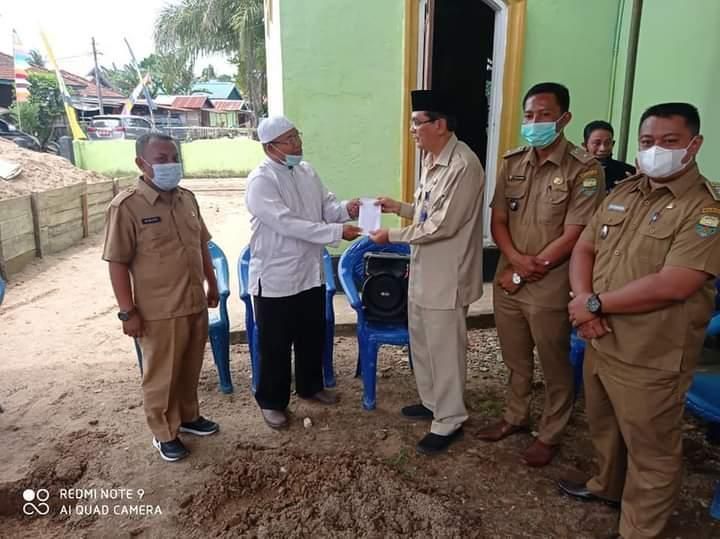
0, 119, 42, 152
87, 115, 152, 141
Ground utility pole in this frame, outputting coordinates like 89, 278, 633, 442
91, 37, 104, 114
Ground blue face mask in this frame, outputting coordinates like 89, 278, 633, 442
284, 154, 303, 167
521, 120, 561, 148
145, 161, 183, 191
271, 144, 303, 168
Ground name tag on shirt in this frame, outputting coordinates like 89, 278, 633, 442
608, 204, 625, 213
142, 216, 162, 224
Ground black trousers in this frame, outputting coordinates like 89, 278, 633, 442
253, 285, 325, 410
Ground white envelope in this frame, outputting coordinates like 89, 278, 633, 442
358, 197, 381, 235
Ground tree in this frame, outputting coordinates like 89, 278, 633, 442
101, 63, 138, 96
154, 0, 266, 121
199, 64, 217, 82
24, 72, 64, 145
9, 101, 40, 136
28, 49, 46, 69
102, 53, 195, 98
141, 53, 195, 95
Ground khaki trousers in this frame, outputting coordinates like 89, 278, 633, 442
584, 346, 694, 539
138, 311, 209, 442
409, 301, 469, 436
493, 289, 573, 445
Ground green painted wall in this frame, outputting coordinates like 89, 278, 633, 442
73, 138, 265, 178
73, 140, 137, 177
180, 139, 265, 177
520, 0, 623, 147
279, 0, 405, 205
620, 0, 720, 180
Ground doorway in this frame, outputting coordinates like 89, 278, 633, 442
429, 0, 495, 167
417, 0, 508, 251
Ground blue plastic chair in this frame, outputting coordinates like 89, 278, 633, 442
685, 279, 720, 520
338, 237, 411, 410
237, 245, 337, 393
569, 329, 586, 399
134, 240, 233, 393
207, 241, 232, 393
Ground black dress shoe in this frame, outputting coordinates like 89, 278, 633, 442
401, 404, 433, 420
416, 427, 464, 455
557, 479, 621, 509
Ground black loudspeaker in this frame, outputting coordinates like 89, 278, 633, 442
361, 252, 410, 323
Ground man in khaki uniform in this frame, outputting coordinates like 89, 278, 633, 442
559, 103, 720, 539
478, 82, 605, 467
103, 133, 220, 463
370, 89, 485, 455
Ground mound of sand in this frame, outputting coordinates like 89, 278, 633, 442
183, 446, 483, 538
0, 138, 111, 200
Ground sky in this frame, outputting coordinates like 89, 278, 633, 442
0, 0, 236, 78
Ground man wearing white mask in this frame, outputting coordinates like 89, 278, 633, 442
103, 133, 220, 462
247, 116, 362, 429
559, 103, 720, 539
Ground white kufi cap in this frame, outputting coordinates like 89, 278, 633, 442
257, 116, 295, 144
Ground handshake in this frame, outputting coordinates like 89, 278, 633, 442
341, 197, 402, 243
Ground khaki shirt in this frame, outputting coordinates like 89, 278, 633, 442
491, 137, 605, 309
581, 164, 720, 372
388, 134, 485, 310
102, 178, 211, 321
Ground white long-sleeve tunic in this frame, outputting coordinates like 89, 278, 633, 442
245, 158, 350, 298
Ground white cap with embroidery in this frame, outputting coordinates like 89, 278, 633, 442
257, 116, 295, 144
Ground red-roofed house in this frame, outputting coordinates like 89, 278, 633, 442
0, 52, 14, 110
0, 50, 127, 116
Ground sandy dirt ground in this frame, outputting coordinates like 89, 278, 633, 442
1, 178, 720, 538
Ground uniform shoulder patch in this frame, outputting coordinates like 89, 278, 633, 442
704, 179, 720, 201
569, 145, 595, 165
696, 211, 720, 238
503, 145, 529, 159
109, 188, 137, 208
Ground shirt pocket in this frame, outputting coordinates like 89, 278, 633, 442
599, 211, 627, 240
504, 181, 529, 212
539, 181, 570, 224
638, 221, 675, 271
138, 221, 177, 255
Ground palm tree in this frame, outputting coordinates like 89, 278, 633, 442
154, 0, 266, 122
28, 49, 46, 69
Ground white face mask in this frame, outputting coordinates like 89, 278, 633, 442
636, 141, 693, 179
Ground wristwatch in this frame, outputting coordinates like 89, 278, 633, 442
586, 294, 602, 315
117, 308, 136, 322
511, 272, 523, 286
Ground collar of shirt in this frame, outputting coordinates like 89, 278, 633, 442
136, 176, 180, 207
136, 176, 161, 205
522, 135, 568, 168
265, 156, 296, 173
423, 134, 459, 170
633, 163, 701, 198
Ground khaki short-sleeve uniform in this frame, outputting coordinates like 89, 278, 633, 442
580, 164, 720, 539
103, 178, 211, 321
489, 137, 605, 445
102, 178, 212, 442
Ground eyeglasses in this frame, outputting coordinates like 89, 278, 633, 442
274, 132, 303, 145
411, 118, 435, 128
